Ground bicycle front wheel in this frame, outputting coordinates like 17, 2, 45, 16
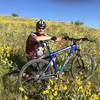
71, 52, 95, 81
18, 59, 49, 97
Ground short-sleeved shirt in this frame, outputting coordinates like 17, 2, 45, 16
26, 32, 45, 60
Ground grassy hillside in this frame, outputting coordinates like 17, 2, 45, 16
0, 16, 100, 99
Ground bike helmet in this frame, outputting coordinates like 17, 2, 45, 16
36, 19, 46, 29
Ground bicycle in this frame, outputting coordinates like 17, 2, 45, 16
18, 35, 95, 97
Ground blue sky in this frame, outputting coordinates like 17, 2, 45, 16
0, 0, 100, 28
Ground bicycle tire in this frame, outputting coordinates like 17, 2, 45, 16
18, 59, 49, 97
70, 52, 95, 81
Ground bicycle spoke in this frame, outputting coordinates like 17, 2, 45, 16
18, 59, 49, 96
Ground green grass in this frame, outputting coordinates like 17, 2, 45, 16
0, 15, 100, 99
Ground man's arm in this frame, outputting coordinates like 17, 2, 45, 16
33, 36, 51, 42
33, 35, 62, 42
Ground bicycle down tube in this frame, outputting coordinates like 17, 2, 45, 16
42, 44, 78, 75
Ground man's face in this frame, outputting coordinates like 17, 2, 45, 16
36, 28, 45, 34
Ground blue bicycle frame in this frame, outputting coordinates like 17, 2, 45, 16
43, 44, 78, 75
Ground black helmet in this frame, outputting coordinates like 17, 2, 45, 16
36, 19, 46, 29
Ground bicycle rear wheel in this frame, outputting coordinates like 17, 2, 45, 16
18, 59, 49, 98
71, 52, 95, 81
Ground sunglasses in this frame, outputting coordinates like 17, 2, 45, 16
39, 28, 45, 29
36, 27, 45, 30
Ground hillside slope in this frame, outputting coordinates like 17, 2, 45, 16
0, 15, 100, 99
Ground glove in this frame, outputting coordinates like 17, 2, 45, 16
51, 36, 57, 41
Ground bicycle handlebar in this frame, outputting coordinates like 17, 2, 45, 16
63, 36, 90, 42
61, 32, 92, 43
41, 36, 90, 46
39, 35, 91, 52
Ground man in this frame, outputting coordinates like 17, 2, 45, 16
26, 19, 59, 60
26, 19, 66, 80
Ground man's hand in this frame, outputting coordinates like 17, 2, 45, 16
51, 36, 62, 41
51, 36, 57, 41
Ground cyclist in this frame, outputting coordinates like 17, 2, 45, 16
26, 19, 60, 61
25, 19, 66, 80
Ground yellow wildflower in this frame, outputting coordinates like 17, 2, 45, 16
89, 93, 99, 100
54, 84, 58, 91
43, 89, 49, 95
76, 78, 81, 86
7, 53, 10, 57
19, 86, 25, 92
47, 85, 51, 90
63, 85, 67, 91
0, 48, 4, 54
58, 73, 66, 80
24, 95, 28, 100
86, 89, 91, 95
87, 81, 92, 87
49, 95, 53, 100
49, 79, 53, 85
53, 91, 58, 96
2, 59, 7, 65
79, 86, 84, 93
